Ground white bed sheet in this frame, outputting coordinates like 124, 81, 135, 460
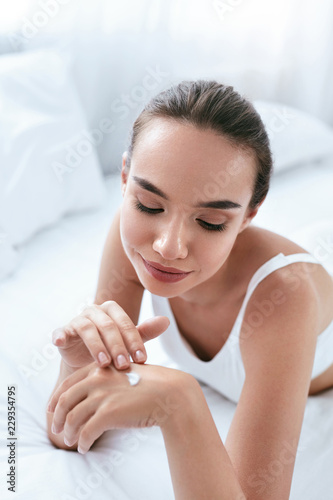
1, 160, 333, 500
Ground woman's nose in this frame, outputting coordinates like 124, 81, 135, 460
152, 217, 189, 261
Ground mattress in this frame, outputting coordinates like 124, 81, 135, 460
1, 158, 333, 500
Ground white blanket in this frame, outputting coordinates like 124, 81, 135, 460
1, 163, 333, 500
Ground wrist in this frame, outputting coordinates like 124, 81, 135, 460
159, 372, 203, 433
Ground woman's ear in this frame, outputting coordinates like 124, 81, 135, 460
122, 151, 128, 170
121, 152, 129, 197
238, 197, 266, 233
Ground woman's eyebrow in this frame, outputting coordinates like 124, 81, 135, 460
131, 175, 242, 210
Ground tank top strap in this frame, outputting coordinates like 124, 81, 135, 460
228, 252, 321, 340
246, 252, 320, 297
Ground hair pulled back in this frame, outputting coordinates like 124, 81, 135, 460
125, 80, 273, 209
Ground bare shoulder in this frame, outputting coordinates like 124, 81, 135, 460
239, 248, 321, 373
235, 224, 332, 287
234, 224, 333, 331
235, 224, 311, 263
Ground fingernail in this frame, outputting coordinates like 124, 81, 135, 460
78, 446, 86, 454
64, 437, 71, 446
98, 352, 109, 365
53, 334, 65, 344
116, 354, 128, 368
135, 350, 145, 362
51, 423, 58, 434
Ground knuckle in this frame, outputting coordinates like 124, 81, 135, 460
90, 366, 104, 380
110, 343, 127, 354
61, 380, 70, 392
80, 428, 90, 442
92, 391, 103, 404
58, 394, 67, 407
63, 324, 75, 336
103, 300, 116, 308
120, 321, 135, 333
98, 403, 109, 418
85, 306, 102, 322
99, 319, 115, 330
76, 318, 93, 333
66, 412, 76, 426
81, 305, 98, 317
87, 304, 100, 312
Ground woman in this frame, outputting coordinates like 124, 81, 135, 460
46, 81, 333, 499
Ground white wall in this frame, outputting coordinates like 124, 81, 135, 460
1, 0, 332, 174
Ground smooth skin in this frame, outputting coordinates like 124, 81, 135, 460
47, 118, 333, 500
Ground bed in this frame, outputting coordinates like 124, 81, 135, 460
1, 49, 333, 500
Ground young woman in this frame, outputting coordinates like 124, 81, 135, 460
46, 81, 333, 499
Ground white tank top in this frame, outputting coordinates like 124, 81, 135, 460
149, 252, 333, 403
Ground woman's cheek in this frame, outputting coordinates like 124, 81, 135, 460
203, 234, 234, 274
120, 203, 148, 254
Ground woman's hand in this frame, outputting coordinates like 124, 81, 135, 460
51, 300, 170, 370
47, 361, 191, 454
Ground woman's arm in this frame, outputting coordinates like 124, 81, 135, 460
161, 377, 246, 500
47, 361, 246, 498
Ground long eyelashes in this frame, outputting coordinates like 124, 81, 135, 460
134, 201, 163, 215
133, 201, 227, 233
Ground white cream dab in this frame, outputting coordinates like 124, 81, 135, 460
125, 372, 141, 386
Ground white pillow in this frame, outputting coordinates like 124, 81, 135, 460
253, 100, 333, 174
291, 219, 333, 276
0, 227, 20, 281
0, 49, 107, 249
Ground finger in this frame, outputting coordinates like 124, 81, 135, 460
136, 316, 170, 342
51, 378, 88, 435
83, 304, 132, 369
63, 398, 96, 447
69, 316, 113, 367
98, 300, 149, 367
76, 409, 110, 454
52, 327, 68, 346
48, 365, 90, 415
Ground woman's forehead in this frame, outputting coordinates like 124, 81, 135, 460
134, 117, 230, 153
133, 118, 254, 170
130, 120, 256, 200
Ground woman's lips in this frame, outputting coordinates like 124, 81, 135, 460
141, 256, 192, 283
144, 259, 189, 274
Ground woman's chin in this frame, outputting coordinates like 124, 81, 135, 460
137, 274, 182, 298
135, 268, 191, 298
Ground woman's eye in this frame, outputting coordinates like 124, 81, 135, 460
134, 201, 162, 214
198, 220, 227, 232
134, 200, 227, 233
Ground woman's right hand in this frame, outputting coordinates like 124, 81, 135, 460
51, 300, 170, 371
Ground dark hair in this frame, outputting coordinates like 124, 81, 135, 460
125, 80, 273, 209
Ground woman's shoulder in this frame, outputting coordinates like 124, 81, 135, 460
230, 224, 331, 302
235, 224, 333, 332
230, 224, 311, 287
237, 224, 309, 261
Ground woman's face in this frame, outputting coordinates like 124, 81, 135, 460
120, 118, 260, 304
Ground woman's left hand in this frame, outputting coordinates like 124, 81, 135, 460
47, 360, 190, 454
